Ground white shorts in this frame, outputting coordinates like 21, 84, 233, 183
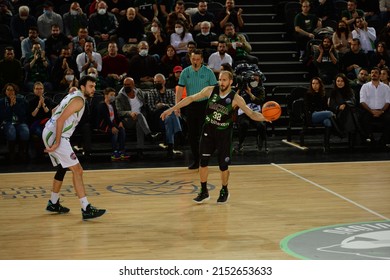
42, 127, 79, 168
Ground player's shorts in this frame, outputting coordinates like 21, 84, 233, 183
42, 127, 79, 168
199, 124, 233, 166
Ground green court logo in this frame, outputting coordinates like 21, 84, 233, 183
281, 221, 390, 260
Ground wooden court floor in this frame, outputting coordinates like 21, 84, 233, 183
0, 161, 389, 260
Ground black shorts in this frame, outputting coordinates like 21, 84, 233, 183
199, 124, 233, 166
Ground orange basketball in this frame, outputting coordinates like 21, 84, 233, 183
262, 101, 281, 121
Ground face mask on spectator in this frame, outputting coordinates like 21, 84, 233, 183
139, 49, 148, 57
98, 8, 106, 15
88, 73, 97, 78
43, 9, 52, 16
124, 86, 132, 93
65, 75, 74, 81
109, 96, 116, 103
20, 15, 28, 20
151, 26, 158, 33
175, 27, 183, 34
250, 80, 259, 88
201, 31, 209, 36
154, 83, 163, 90
70, 10, 78, 16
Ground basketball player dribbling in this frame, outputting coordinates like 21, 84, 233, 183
161, 71, 269, 204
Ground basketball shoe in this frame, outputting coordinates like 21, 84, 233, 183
217, 188, 230, 204
82, 204, 106, 220
193, 190, 210, 203
46, 200, 70, 213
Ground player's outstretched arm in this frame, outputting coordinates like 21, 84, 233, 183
161, 86, 214, 120
234, 94, 268, 122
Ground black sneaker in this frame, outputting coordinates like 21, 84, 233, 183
46, 200, 70, 214
81, 204, 106, 220
217, 189, 230, 204
193, 191, 210, 203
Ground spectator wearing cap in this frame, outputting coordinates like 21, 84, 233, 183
166, 65, 182, 89
37, 1, 64, 39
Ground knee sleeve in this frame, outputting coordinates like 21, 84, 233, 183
200, 155, 210, 167
219, 163, 229, 172
54, 165, 67, 181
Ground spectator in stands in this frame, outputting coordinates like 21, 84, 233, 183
329, 73, 361, 147
194, 21, 218, 62
207, 41, 233, 75
10, 5, 37, 58
146, 73, 182, 158
357, 0, 381, 24
294, 1, 322, 62
106, 0, 132, 20
0, 83, 29, 162
117, 7, 145, 51
371, 41, 390, 69
215, 0, 243, 33
0, 0, 12, 26
170, 20, 194, 57
88, 1, 118, 45
145, 18, 168, 59
378, 20, 390, 49
128, 41, 159, 89
58, 67, 79, 92
314, 35, 339, 85
115, 77, 159, 155
332, 20, 352, 59
101, 42, 129, 88
72, 27, 97, 58
160, 44, 181, 78
28, 81, 55, 159
37, 1, 63, 39
359, 67, 390, 145
380, 67, 390, 85
24, 41, 52, 91
304, 77, 337, 152
76, 39, 102, 78
0, 47, 23, 90
20, 26, 45, 61
341, 38, 369, 79
51, 46, 79, 90
342, 0, 365, 27
380, 0, 390, 25
165, 65, 182, 89
219, 22, 258, 65
313, 0, 337, 21
97, 87, 130, 161
351, 17, 376, 55
192, 1, 215, 34
180, 40, 197, 68
62, 1, 88, 40
175, 49, 218, 169
45, 24, 71, 65
87, 66, 107, 91
350, 67, 369, 102
134, 0, 159, 24
234, 72, 266, 153
166, 0, 192, 35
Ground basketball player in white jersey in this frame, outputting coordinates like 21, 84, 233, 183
42, 75, 106, 220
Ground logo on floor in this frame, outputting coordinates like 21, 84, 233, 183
280, 221, 390, 259
107, 180, 215, 195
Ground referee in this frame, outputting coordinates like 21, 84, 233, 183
175, 49, 218, 169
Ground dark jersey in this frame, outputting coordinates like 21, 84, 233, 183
204, 86, 236, 130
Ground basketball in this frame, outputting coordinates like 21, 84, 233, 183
262, 101, 281, 121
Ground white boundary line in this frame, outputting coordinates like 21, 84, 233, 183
271, 163, 390, 220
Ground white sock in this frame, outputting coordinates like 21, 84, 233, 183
80, 197, 89, 211
50, 192, 60, 204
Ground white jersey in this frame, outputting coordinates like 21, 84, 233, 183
45, 90, 85, 138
